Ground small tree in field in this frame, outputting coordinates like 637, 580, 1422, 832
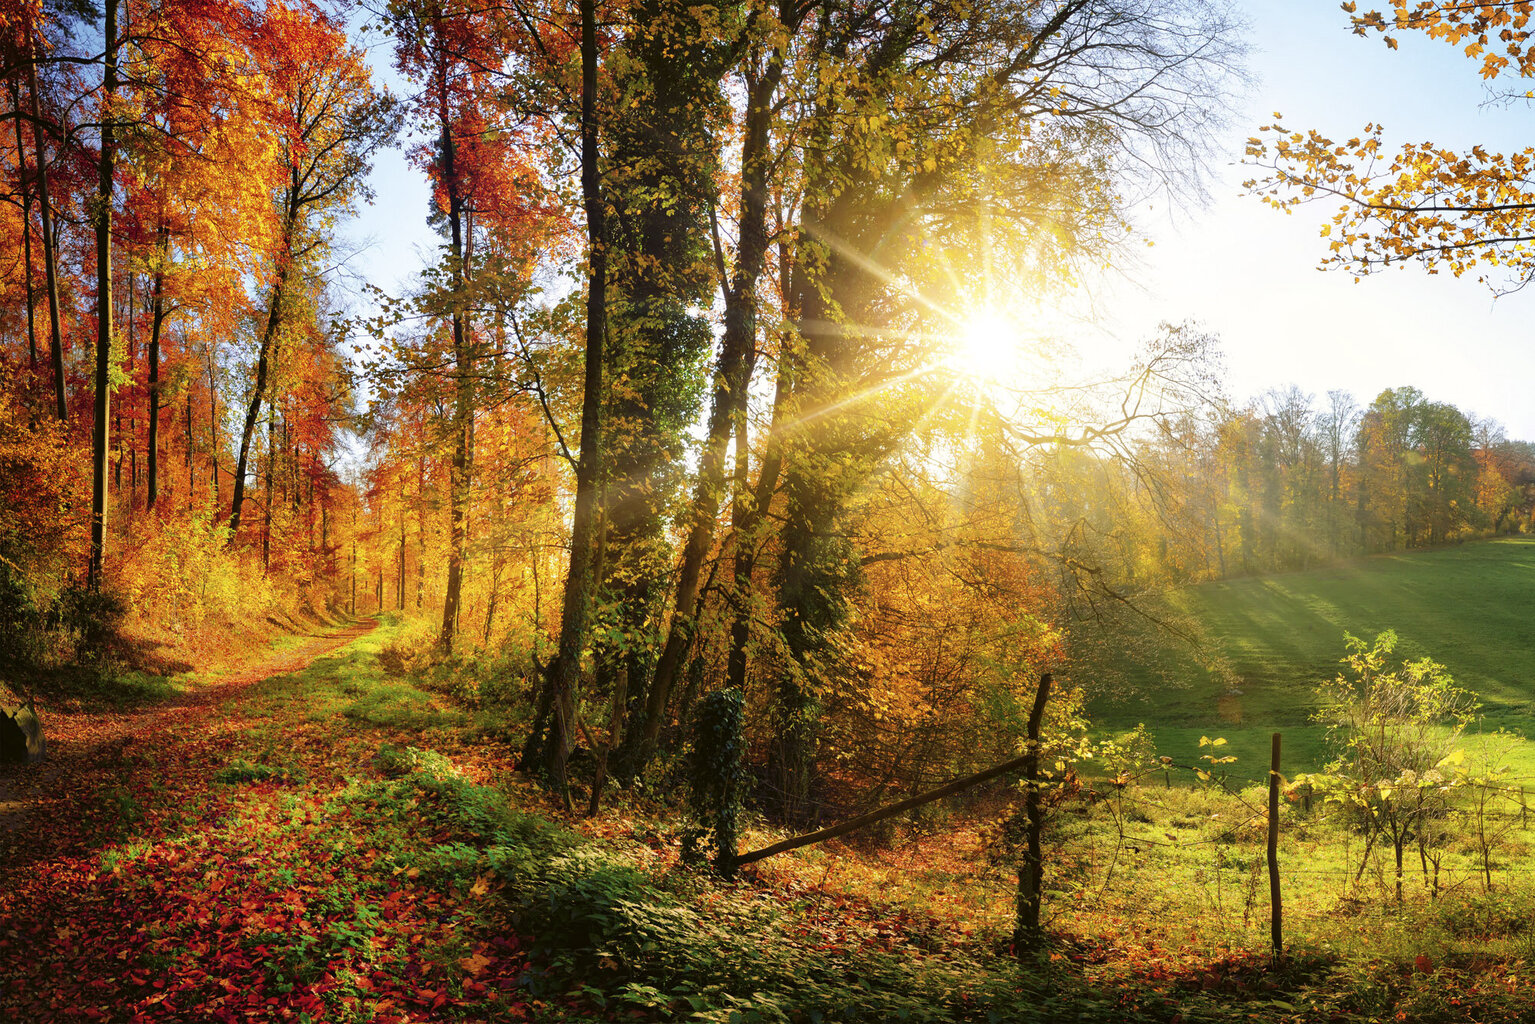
1306, 631, 1477, 902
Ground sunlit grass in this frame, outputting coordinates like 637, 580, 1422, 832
1091, 538, 1535, 776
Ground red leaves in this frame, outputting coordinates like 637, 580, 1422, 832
0, 628, 533, 1024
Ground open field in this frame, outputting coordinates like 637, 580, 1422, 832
1090, 538, 1535, 780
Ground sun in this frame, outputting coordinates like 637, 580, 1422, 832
948, 308, 1020, 386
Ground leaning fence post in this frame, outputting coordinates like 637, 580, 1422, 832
1267, 731, 1283, 963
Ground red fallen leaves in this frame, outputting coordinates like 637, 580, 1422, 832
0, 629, 535, 1024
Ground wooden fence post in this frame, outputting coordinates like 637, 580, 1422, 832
1267, 731, 1283, 963
1014, 672, 1053, 956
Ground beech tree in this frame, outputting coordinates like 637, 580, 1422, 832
1246, 2, 1535, 292
746, 0, 1240, 817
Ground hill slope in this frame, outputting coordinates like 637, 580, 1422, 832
1090, 538, 1535, 777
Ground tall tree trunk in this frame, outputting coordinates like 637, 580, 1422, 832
207, 343, 219, 504
726, 325, 795, 694
417, 449, 426, 609
10, 81, 38, 387
88, 0, 119, 591
185, 390, 194, 497
263, 399, 274, 571
230, 267, 284, 537
541, 0, 607, 802
146, 224, 167, 509
118, 272, 132, 496
436, 96, 473, 652
398, 476, 407, 612
628, 52, 784, 772
25, 21, 66, 423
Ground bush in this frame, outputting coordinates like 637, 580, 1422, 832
51, 583, 125, 662
0, 565, 42, 667
377, 619, 436, 677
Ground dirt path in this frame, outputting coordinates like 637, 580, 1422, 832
0, 618, 377, 868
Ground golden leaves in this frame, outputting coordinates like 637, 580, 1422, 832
1243, 105, 1535, 289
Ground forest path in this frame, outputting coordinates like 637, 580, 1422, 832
0, 617, 378, 869
0, 616, 544, 1024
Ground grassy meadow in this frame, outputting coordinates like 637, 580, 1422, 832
1089, 537, 1535, 781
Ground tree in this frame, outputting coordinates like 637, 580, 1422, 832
594, 0, 730, 780
540, 0, 609, 802
1410, 400, 1476, 545
1246, 3, 1535, 292
741, 0, 1239, 817
86, 0, 121, 591
1304, 630, 1477, 902
227, 8, 395, 543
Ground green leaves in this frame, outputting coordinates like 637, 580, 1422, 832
684, 688, 748, 875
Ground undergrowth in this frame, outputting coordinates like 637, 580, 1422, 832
13, 617, 1535, 1024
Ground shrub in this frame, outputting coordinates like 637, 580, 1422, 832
377, 619, 436, 677
1301, 631, 1478, 901
52, 583, 126, 662
0, 565, 42, 667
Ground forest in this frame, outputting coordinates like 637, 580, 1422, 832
8, 0, 1535, 1021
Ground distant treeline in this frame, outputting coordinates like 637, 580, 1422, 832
1135, 385, 1535, 580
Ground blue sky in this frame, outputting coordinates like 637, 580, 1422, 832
1108, 1, 1535, 436
346, 2, 1535, 438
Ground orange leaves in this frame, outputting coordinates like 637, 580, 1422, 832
1247, 6, 1535, 289
1347, 2, 1535, 78
1245, 111, 1535, 288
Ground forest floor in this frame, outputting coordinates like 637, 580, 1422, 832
4, 618, 1535, 1023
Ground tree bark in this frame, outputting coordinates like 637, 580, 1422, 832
185, 390, 193, 496
146, 223, 168, 509
629, 51, 784, 773
24, 21, 66, 423
207, 342, 219, 504
10, 81, 38, 386
230, 269, 284, 537
263, 398, 274, 571
398, 476, 407, 612
541, 0, 607, 805
1014, 672, 1052, 953
726, 340, 795, 694
88, 0, 119, 592
436, 62, 473, 653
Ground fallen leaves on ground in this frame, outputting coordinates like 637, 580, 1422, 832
0, 623, 534, 1024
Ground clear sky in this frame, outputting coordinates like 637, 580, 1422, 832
348, 2, 1535, 437
1104, 1, 1535, 437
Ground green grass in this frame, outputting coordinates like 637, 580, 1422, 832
1091, 538, 1535, 778
63, 616, 1535, 1023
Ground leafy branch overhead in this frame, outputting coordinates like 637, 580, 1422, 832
1245, 2, 1535, 291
